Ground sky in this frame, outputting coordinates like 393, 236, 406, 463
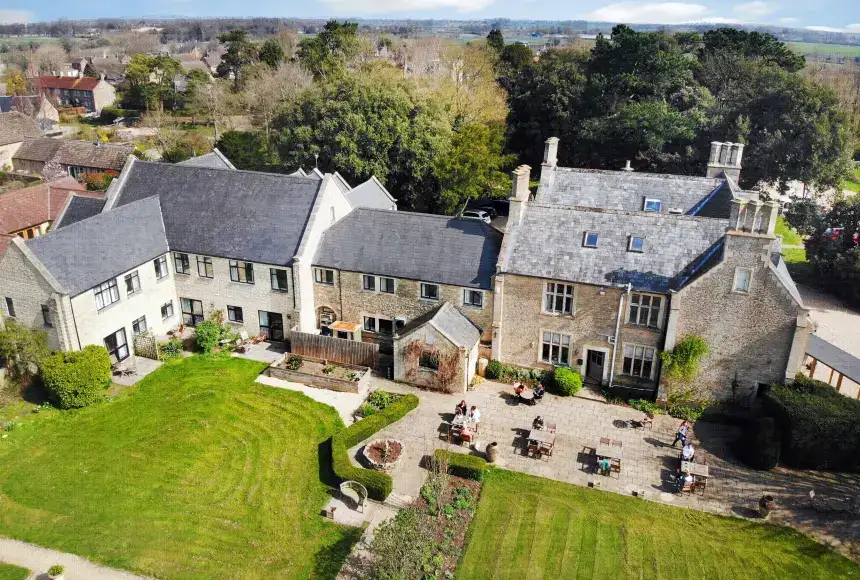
0, 0, 859, 33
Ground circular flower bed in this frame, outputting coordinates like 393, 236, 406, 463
362, 438, 404, 472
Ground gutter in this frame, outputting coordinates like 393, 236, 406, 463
608, 283, 631, 387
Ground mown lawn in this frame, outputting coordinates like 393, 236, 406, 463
457, 470, 857, 580
0, 356, 360, 580
0, 563, 28, 580
776, 216, 803, 246
845, 168, 860, 194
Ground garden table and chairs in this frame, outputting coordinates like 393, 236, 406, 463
595, 437, 623, 477
680, 461, 710, 495
526, 428, 555, 459
449, 415, 477, 445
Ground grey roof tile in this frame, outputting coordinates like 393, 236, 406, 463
502, 204, 728, 293
397, 302, 480, 347
12, 137, 62, 162
314, 208, 502, 290
55, 195, 107, 229
347, 176, 397, 211
27, 196, 167, 296
0, 111, 41, 146
177, 149, 236, 170
113, 161, 322, 265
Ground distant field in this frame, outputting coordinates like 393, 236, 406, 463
788, 42, 860, 57
0, 35, 61, 46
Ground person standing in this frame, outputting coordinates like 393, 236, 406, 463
671, 420, 689, 448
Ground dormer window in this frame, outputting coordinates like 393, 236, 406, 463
583, 231, 599, 248
643, 199, 662, 212
629, 236, 645, 252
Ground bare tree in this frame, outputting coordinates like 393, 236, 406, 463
275, 29, 300, 59
35, 44, 66, 75
111, 31, 160, 59
242, 62, 312, 144
191, 80, 231, 140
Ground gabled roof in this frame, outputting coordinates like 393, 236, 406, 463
177, 148, 236, 170
347, 176, 397, 211
314, 208, 502, 290
500, 204, 729, 293
54, 194, 107, 229
110, 160, 324, 266
0, 111, 41, 146
806, 334, 860, 385
53, 140, 134, 171
0, 177, 88, 234
12, 137, 63, 162
27, 196, 168, 296
36, 76, 101, 91
538, 167, 726, 214
397, 302, 481, 348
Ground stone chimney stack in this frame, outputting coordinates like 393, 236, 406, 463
706, 141, 744, 182
742, 199, 763, 233
759, 201, 779, 236
508, 165, 531, 228
728, 198, 778, 236
543, 137, 559, 167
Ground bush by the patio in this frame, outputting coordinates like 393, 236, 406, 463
552, 366, 582, 396
741, 417, 781, 470
433, 449, 488, 481
764, 384, 860, 471
194, 321, 223, 354
41, 345, 111, 409
330, 393, 419, 500
484, 359, 546, 384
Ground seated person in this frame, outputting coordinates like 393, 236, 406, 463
454, 406, 464, 419
532, 416, 545, 430
598, 457, 611, 474
514, 383, 525, 396
681, 442, 695, 462
533, 384, 545, 399
455, 400, 468, 416
468, 405, 481, 423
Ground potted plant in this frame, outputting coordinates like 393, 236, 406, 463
48, 564, 65, 580
758, 494, 776, 519
486, 441, 499, 463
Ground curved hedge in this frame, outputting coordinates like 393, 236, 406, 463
331, 393, 419, 500
41, 345, 111, 409
740, 417, 781, 470
433, 449, 488, 481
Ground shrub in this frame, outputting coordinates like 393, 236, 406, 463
41, 345, 111, 409
194, 320, 223, 354
667, 402, 707, 421
0, 319, 50, 380
330, 393, 419, 500
661, 335, 709, 382
285, 355, 302, 370
159, 338, 183, 362
84, 171, 115, 191
741, 417, 781, 470
367, 389, 393, 410
99, 106, 121, 123
790, 373, 840, 398
433, 449, 488, 481
552, 366, 582, 396
357, 403, 378, 417
49, 565, 65, 576
630, 399, 665, 415
484, 359, 547, 384
485, 360, 504, 380
764, 384, 860, 471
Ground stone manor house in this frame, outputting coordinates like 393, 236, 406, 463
0, 141, 811, 401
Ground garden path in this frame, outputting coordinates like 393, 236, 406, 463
0, 537, 151, 580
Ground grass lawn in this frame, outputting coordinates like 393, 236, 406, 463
845, 168, 860, 194
788, 42, 860, 57
776, 216, 803, 246
782, 247, 815, 283
0, 356, 359, 580
457, 470, 857, 580
0, 563, 28, 580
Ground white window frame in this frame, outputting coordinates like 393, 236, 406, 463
463, 289, 484, 308
643, 198, 662, 212
363, 315, 377, 333
420, 283, 440, 301
733, 267, 752, 294
628, 236, 645, 253
627, 293, 664, 329
621, 344, 657, 379
154, 255, 169, 279
540, 331, 571, 366
363, 314, 394, 335
3, 297, 16, 318
314, 268, 335, 285
583, 231, 599, 248
543, 282, 575, 316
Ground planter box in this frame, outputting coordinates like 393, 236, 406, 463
266, 354, 371, 394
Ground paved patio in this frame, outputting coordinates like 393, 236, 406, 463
362, 377, 860, 560
111, 356, 162, 387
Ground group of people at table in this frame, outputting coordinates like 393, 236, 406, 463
449, 400, 481, 443
671, 420, 707, 493
514, 383, 545, 405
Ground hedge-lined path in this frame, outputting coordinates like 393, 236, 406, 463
0, 538, 151, 580
365, 377, 860, 562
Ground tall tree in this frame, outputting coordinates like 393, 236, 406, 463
216, 29, 259, 88
486, 28, 504, 56
259, 38, 285, 69
296, 20, 359, 79
701, 28, 806, 73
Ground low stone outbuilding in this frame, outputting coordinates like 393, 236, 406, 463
393, 302, 481, 393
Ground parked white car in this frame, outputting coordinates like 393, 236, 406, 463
461, 210, 491, 224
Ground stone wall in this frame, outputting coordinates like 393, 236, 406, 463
266, 356, 370, 394
393, 322, 469, 393
312, 269, 493, 342
670, 232, 808, 401
0, 242, 63, 350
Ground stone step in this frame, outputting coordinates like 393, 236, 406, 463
382, 492, 413, 510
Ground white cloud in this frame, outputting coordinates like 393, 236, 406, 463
805, 25, 847, 32
584, 2, 711, 24
733, 1, 774, 16
318, 0, 496, 13
0, 9, 32, 24
847, 24, 860, 31
699, 16, 744, 23
778, 16, 799, 23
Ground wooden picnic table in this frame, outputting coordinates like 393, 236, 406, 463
452, 415, 476, 428
681, 461, 709, 478
528, 429, 555, 445
596, 440, 623, 460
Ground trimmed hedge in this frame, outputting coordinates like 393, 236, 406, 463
484, 360, 546, 384
740, 417, 781, 470
41, 345, 111, 409
433, 449, 488, 481
330, 393, 419, 500
552, 366, 582, 396
764, 383, 860, 471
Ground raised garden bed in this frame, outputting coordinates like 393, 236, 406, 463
266, 354, 371, 394
362, 438, 404, 472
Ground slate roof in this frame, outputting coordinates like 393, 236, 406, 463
112, 160, 323, 265
177, 149, 236, 170
806, 334, 860, 385
27, 196, 168, 296
0, 177, 88, 234
53, 140, 134, 171
36, 76, 101, 91
0, 111, 41, 146
314, 208, 502, 290
538, 167, 726, 214
397, 302, 481, 348
501, 204, 729, 293
773, 256, 804, 307
12, 137, 63, 162
55, 194, 107, 229
347, 176, 397, 211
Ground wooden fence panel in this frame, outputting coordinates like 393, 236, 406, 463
291, 331, 380, 369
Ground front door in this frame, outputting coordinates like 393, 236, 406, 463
259, 311, 285, 342
585, 350, 605, 384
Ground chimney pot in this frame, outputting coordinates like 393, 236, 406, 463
510, 165, 532, 201
706, 141, 744, 182
743, 199, 763, 233
543, 137, 559, 167
759, 200, 779, 236
729, 199, 746, 231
